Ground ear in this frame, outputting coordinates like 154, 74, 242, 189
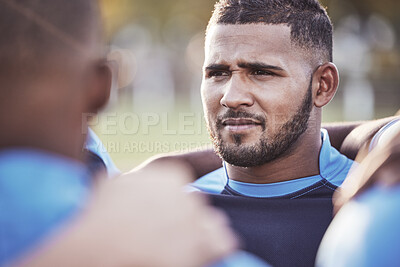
312, 62, 339, 108
86, 61, 112, 113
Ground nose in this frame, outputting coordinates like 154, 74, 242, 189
220, 74, 254, 109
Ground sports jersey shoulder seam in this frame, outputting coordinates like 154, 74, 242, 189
290, 184, 324, 199
320, 157, 352, 187
290, 179, 337, 199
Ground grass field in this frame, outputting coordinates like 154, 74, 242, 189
91, 103, 211, 171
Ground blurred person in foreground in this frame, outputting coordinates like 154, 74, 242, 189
0, 0, 237, 266
317, 118, 400, 267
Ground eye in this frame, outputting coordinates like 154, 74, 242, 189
251, 69, 275, 76
206, 71, 230, 79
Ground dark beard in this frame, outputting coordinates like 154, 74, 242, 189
208, 78, 313, 167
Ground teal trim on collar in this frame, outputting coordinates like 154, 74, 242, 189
319, 129, 355, 186
227, 174, 323, 198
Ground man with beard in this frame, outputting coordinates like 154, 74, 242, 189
189, 0, 354, 266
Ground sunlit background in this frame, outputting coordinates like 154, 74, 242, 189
93, 0, 400, 171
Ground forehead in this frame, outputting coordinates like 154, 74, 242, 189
205, 24, 308, 68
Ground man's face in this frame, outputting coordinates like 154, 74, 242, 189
201, 24, 315, 167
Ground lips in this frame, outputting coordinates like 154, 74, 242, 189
223, 118, 260, 126
222, 118, 262, 132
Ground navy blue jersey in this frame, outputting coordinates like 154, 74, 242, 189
208, 183, 335, 267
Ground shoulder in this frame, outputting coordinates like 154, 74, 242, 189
189, 167, 227, 194
85, 128, 120, 177
317, 185, 400, 267
0, 149, 91, 265
369, 118, 400, 151
320, 129, 354, 187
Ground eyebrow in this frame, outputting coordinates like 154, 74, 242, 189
204, 62, 285, 72
238, 62, 284, 71
204, 64, 230, 71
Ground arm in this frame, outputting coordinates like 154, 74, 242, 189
340, 116, 399, 160
334, 120, 400, 212
133, 149, 223, 180
323, 121, 364, 152
13, 164, 237, 267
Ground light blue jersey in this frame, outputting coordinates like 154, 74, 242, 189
85, 128, 120, 177
0, 149, 91, 266
317, 185, 400, 267
210, 251, 272, 267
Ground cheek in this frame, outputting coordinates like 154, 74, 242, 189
255, 88, 301, 129
201, 83, 221, 116
256, 91, 294, 113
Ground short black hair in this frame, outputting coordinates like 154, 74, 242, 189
207, 0, 333, 62
0, 0, 99, 80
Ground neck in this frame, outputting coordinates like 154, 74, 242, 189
226, 126, 322, 184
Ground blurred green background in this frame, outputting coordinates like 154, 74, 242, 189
94, 0, 400, 171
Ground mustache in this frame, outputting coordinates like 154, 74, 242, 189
216, 109, 266, 130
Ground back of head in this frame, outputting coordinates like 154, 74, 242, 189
0, 0, 107, 159
0, 0, 100, 87
207, 0, 333, 63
